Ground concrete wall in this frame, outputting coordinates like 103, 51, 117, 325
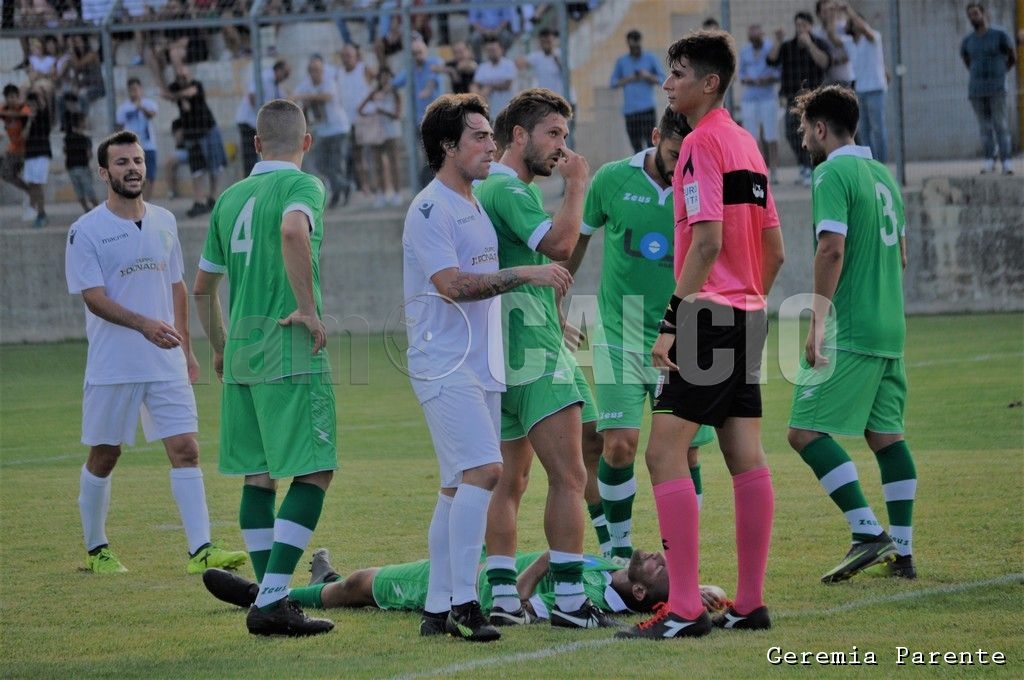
2, 174, 1020, 344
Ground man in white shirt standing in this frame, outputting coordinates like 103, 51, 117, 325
847, 3, 890, 163
115, 78, 158, 200
517, 28, 575, 110
294, 54, 352, 208
64, 130, 247, 576
473, 38, 518, 118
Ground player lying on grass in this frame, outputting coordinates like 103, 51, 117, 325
203, 548, 728, 633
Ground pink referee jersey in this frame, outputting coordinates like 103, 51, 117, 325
672, 108, 780, 311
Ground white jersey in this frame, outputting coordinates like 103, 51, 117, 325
402, 178, 505, 402
115, 98, 158, 151
65, 202, 188, 385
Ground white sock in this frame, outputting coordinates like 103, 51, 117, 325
449, 484, 492, 606
79, 465, 111, 552
550, 549, 586, 613
425, 493, 454, 614
170, 467, 211, 554
485, 554, 520, 612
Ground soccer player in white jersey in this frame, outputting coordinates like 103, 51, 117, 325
64, 130, 247, 576
403, 93, 572, 641
193, 100, 337, 637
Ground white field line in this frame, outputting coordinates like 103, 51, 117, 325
906, 351, 1022, 368
387, 573, 1024, 680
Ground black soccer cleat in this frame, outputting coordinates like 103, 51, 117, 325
246, 600, 335, 637
420, 610, 449, 637
712, 605, 772, 630
445, 601, 501, 642
888, 554, 917, 580
550, 598, 622, 629
615, 602, 711, 640
488, 604, 538, 626
821, 531, 898, 583
203, 568, 258, 608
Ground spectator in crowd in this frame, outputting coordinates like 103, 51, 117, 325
164, 117, 189, 199
23, 90, 52, 229
358, 67, 402, 207
702, 17, 721, 30
152, 0, 209, 88
27, 35, 60, 114
436, 40, 477, 95
960, 1, 1016, 175
234, 59, 291, 178
57, 34, 105, 129
1, 83, 32, 201
739, 23, 782, 183
814, 0, 855, 86
337, 43, 374, 200
394, 36, 444, 126
846, 3, 890, 163
517, 28, 575, 108
374, 10, 404, 70
610, 30, 665, 153
294, 54, 352, 208
767, 12, 831, 185
472, 37, 518, 118
63, 111, 99, 214
467, 6, 516, 61
116, 78, 159, 200
164, 65, 227, 218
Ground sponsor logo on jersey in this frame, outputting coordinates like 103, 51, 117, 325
471, 246, 498, 266
101, 232, 129, 245
119, 257, 167, 277
620, 192, 651, 204
684, 181, 700, 216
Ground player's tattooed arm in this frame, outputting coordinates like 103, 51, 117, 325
431, 264, 572, 302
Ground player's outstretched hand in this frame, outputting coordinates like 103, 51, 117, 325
141, 319, 183, 350
280, 310, 327, 354
523, 263, 573, 297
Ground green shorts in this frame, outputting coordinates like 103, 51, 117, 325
219, 372, 338, 479
592, 345, 713, 447
501, 359, 596, 441
789, 350, 907, 436
372, 559, 430, 610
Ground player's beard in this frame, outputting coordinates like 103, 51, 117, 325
524, 138, 558, 177
808, 146, 827, 168
110, 174, 144, 199
653, 144, 674, 185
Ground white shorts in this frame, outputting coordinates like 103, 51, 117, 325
81, 380, 198, 446
421, 384, 501, 488
741, 98, 780, 142
23, 156, 50, 185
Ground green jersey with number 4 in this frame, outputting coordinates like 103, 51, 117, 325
811, 146, 905, 357
199, 162, 329, 383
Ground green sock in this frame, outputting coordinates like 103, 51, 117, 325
240, 484, 276, 582
875, 440, 917, 556
485, 555, 519, 612
598, 458, 635, 559
286, 582, 328, 609
548, 552, 585, 612
255, 482, 326, 610
799, 435, 882, 543
587, 502, 612, 557
690, 463, 703, 509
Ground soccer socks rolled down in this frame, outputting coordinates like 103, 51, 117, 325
875, 440, 917, 556
240, 484, 276, 582
653, 477, 704, 620
79, 465, 111, 552
732, 467, 773, 615
799, 435, 883, 542
254, 481, 325, 611
485, 555, 519, 612
287, 583, 328, 609
548, 550, 586, 613
170, 467, 212, 555
598, 458, 635, 559
425, 493, 454, 614
449, 484, 492, 606
690, 463, 703, 511
587, 502, 612, 558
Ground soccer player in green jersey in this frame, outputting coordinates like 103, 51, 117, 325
474, 88, 617, 630
193, 99, 336, 637
787, 84, 918, 584
566, 107, 716, 562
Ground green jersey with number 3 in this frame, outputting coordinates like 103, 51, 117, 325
199, 162, 329, 383
811, 146, 905, 357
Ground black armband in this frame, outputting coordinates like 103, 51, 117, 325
663, 295, 683, 325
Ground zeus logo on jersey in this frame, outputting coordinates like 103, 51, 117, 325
620, 192, 651, 204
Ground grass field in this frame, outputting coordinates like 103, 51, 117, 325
1, 313, 1022, 678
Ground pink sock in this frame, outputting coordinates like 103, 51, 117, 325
653, 477, 704, 620
732, 467, 774, 614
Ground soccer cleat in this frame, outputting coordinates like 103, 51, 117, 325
488, 604, 538, 626
246, 600, 335, 637
308, 547, 341, 585
203, 568, 258, 608
187, 541, 248, 574
712, 605, 772, 630
550, 598, 622, 629
445, 601, 501, 642
888, 554, 917, 580
186, 201, 210, 218
85, 546, 128, 574
420, 610, 449, 637
615, 602, 711, 639
821, 532, 898, 584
